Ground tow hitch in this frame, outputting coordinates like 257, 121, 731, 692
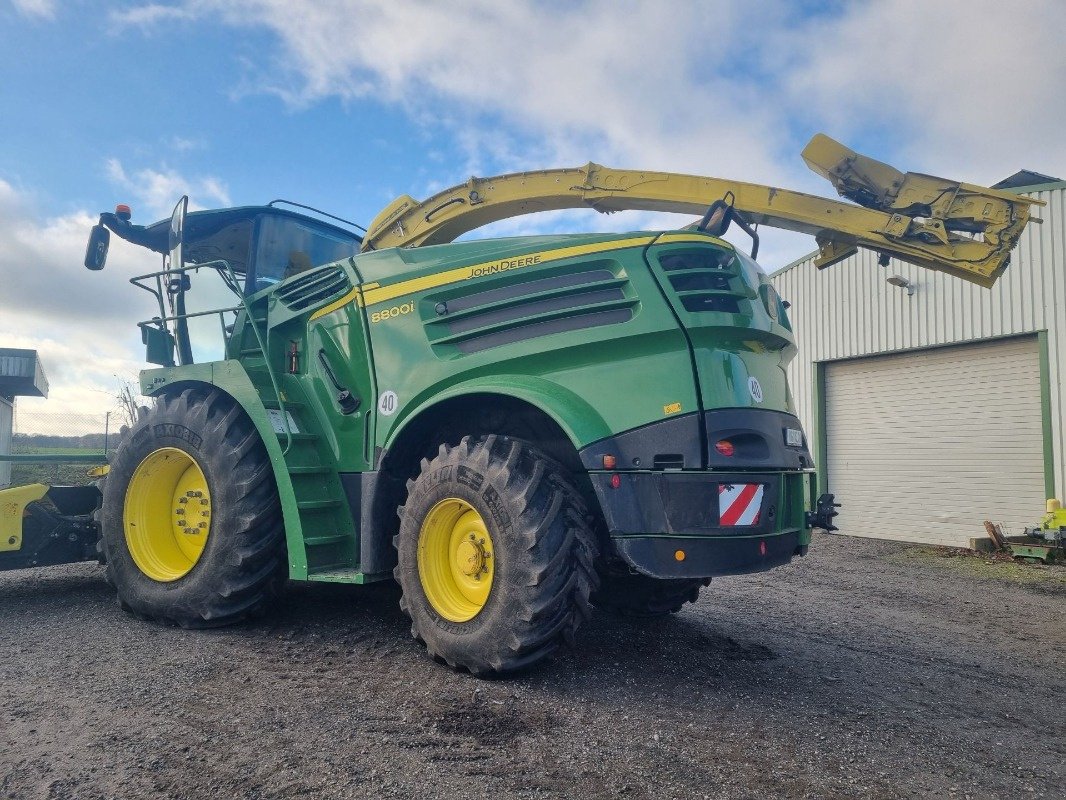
806, 493, 841, 532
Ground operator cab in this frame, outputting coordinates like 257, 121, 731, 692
251, 214, 359, 291
84, 200, 363, 366
85, 201, 361, 293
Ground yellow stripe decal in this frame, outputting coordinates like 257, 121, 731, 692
309, 231, 731, 318
309, 286, 364, 321
361, 235, 660, 307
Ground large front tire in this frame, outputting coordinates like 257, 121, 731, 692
395, 436, 598, 676
99, 388, 286, 627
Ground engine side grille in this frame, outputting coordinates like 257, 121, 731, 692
658, 249, 750, 314
426, 263, 636, 355
276, 265, 351, 312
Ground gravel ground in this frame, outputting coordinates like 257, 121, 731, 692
1, 533, 1063, 800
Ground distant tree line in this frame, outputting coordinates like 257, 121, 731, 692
14, 432, 110, 450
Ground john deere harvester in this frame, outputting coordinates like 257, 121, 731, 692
0, 135, 1039, 674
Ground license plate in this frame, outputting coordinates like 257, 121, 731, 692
785, 428, 804, 447
718, 483, 765, 526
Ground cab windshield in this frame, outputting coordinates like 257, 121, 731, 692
253, 215, 360, 290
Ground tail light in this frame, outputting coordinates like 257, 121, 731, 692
714, 439, 735, 457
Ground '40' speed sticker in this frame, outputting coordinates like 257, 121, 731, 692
377, 390, 399, 416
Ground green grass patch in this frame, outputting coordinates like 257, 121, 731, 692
888, 545, 1066, 588
15, 447, 106, 456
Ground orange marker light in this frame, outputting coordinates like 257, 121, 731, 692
674, 550, 686, 561
602, 454, 617, 469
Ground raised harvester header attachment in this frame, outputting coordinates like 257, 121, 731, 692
363, 133, 1040, 288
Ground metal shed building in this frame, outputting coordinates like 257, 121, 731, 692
0, 349, 49, 488
770, 179, 1064, 547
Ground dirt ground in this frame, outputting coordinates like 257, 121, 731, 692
1, 534, 1063, 800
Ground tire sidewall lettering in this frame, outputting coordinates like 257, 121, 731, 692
481, 485, 512, 534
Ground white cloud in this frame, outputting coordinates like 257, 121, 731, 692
105, 158, 231, 218
0, 178, 158, 420
778, 1, 1066, 184
10, 0, 55, 19
168, 135, 203, 153
107, 2, 195, 29
112, 1, 794, 180
4, 2, 1060, 427
107, 0, 1066, 269
0, 158, 242, 420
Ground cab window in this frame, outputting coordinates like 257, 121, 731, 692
253, 215, 360, 290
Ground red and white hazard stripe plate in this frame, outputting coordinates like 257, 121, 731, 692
718, 483, 764, 526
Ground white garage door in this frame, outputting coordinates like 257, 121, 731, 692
825, 337, 1047, 546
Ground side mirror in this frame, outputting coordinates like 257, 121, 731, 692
84, 224, 110, 270
699, 198, 735, 237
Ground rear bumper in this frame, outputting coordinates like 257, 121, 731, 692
613, 530, 805, 579
589, 469, 814, 579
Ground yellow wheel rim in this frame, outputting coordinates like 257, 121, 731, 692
417, 497, 494, 622
123, 447, 212, 582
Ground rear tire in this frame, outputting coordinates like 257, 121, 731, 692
395, 435, 598, 676
592, 572, 709, 617
99, 388, 286, 627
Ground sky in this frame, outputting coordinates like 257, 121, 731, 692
1, 0, 1065, 427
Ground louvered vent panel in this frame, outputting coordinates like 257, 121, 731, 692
659, 249, 748, 314
426, 265, 636, 354
276, 266, 351, 312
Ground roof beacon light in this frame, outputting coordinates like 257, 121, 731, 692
115, 204, 132, 221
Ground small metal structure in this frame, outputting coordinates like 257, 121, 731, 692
0, 348, 49, 487
1008, 499, 1066, 563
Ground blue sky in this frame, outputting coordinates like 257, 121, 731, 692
2, 0, 1064, 421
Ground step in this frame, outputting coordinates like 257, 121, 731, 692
263, 398, 306, 410
307, 568, 368, 584
277, 432, 318, 442
297, 499, 343, 512
303, 533, 349, 547
288, 465, 331, 475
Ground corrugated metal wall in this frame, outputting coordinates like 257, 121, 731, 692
824, 338, 1046, 545
770, 185, 1065, 505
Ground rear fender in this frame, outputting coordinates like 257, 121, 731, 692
382, 374, 613, 455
